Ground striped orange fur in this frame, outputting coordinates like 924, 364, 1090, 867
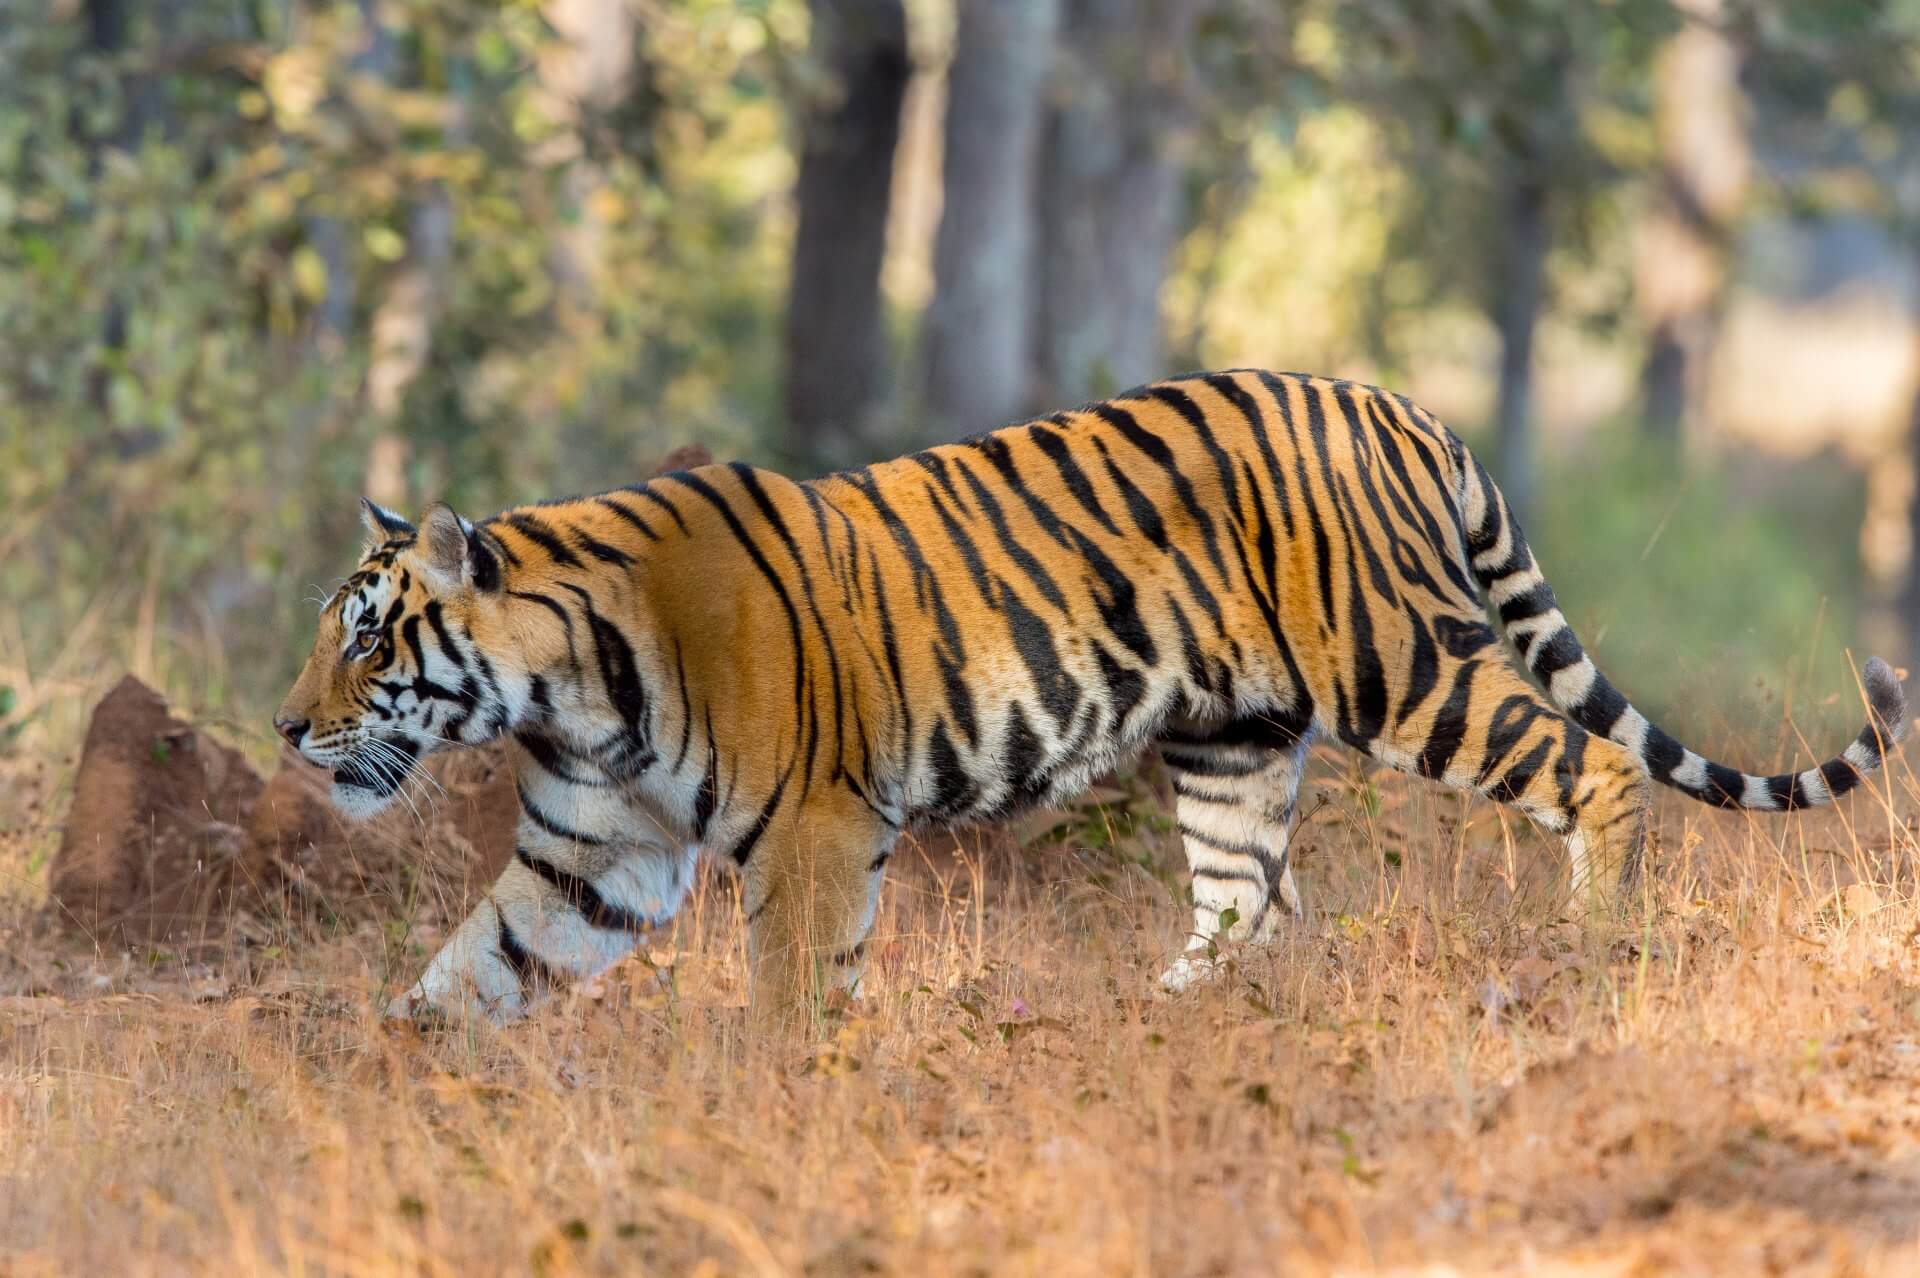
277, 370, 1908, 1020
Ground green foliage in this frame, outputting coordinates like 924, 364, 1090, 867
1733, 0, 1920, 228
0, 2, 799, 697
1309, 0, 1676, 360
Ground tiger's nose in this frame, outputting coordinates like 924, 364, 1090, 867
275, 717, 310, 748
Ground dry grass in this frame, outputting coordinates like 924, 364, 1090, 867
4, 725, 1920, 1277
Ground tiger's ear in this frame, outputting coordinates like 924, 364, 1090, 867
418, 502, 478, 590
360, 498, 415, 554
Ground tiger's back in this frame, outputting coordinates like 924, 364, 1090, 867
767, 371, 1482, 827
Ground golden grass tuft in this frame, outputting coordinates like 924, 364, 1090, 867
4, 726, 1920, 1275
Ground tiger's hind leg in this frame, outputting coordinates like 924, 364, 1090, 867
1157, 710, 1314, 993
1372, 654, 1650, 919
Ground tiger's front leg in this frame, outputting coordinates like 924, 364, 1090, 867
386, 749, 695, 1024
741, 798, 895, 1029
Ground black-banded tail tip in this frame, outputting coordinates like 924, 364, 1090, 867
1863, 656, 1909, 745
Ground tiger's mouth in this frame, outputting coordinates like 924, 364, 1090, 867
326, 732, 423, 817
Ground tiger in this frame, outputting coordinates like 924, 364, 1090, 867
275, 370, 1908, 1022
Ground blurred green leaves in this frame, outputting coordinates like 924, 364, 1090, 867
0, 1, 797, 693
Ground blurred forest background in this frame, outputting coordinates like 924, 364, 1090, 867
5, 0, 1920, 751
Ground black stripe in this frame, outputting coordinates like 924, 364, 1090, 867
1363, 396, 1479, 601
1708, 761, 1751, 808
515, 847, 651, 932
1215, 373, 1299, 541
1001, 587, 1081, 727
921, 719, 978, 818
515, 731, 600, 786
948, 453, 1070, 611
626, 485, 690, 535
1478, 694, 1545, 782
1261, 374, 1336, 630
423, 602, 470, 671
596, 496, 661, 541
1095, 645, 1147, 728
1487, 736, 1554, 805
672, 472, 813, 761
694, 738, 719, 840
496, 905, 565, 994
1418, 661, 1479, 780
729, 770, 791, 865
566, 523, 635, 567
1091, 402, 1230, 581
1028, 423, 1124, 537
1160, 748, 1263, 778
1821, 754, 1865, 799
508, 590, 576, 647
1148, 383, 1244, 533
517, 782, 607, 846
502, 513, 584, 567
556, 581, 654, 775
1176, 822, 1275, 861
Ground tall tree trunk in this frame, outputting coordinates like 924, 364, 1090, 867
1029, 0, 1196, 410
361, 47, 467, 511
85, 0, 127, 50
784, 0, 910, 466
1493, 171, 1548, 527
537, 0, 637, 313
308, 0, 395, 348
83, 0, 133, 418
1639, 317, 1688, 440
1635, 0, 1747, 444
919, 0, 1058, 440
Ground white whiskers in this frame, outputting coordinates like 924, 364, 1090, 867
354, 734, 439, 823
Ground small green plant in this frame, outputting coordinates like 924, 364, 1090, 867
0, 685, 24, 752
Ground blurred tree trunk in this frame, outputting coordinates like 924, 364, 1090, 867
1492, 169, 1547, 526
309, 0, 395, 347
82, 0, 133, 417
784, 0, 910, 466
362, 48, 467, 511
1635, 0, 1748, 444
537, 0, 637, 313
1029, 0, 1196, 410
919, 0, 1058, 439
84, 0, 127, 51
362, 194, 454, 509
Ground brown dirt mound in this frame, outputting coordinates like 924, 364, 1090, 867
48, 676, 519, 943
49, 675, 266, 942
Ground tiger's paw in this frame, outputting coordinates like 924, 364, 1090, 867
383, 973, 525, 1027
383, 989, 440, 1023
1158, 952, 1226, 994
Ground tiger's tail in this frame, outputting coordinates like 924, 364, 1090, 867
1455, 452, 1908, 811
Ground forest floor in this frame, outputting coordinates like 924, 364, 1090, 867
4, 738, 1920, 1277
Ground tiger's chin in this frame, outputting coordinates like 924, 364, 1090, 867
328, 761, 407, 822
328, 780, 401, 821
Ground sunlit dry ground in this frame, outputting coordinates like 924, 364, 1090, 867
4, 738, 1920, 1277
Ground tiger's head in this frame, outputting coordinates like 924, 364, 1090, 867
276, 499, 520, 819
